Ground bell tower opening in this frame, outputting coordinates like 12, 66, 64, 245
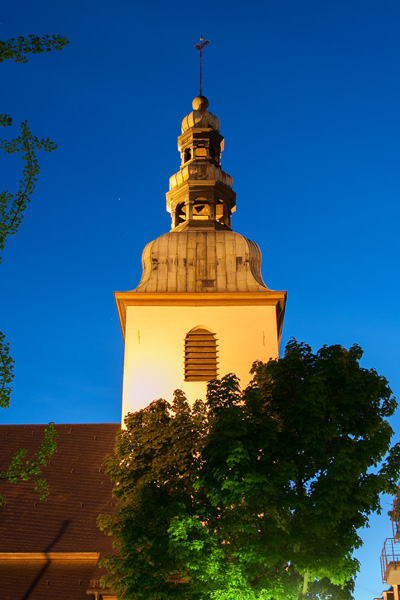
193, 198, 211, 220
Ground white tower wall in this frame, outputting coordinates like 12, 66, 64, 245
121, 303, 279, 417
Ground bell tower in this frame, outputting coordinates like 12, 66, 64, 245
115, 90, 287, 418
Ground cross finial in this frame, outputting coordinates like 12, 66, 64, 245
194, 35, 210, 97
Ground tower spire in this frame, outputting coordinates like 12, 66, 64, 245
194, 35, 210, 96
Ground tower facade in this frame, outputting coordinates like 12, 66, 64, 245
115, 95, 286, 418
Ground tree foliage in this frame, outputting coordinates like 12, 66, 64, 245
0, 331, 14, 410
0, 34, 68, 64
0, 34, 68, 500
99, 391, 207, 600
100, 340, 400, 600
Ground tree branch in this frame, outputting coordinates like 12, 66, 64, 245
0, 35, 68, 64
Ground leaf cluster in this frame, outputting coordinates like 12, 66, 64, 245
0, 118, 57, 262
0, 423, 58, 505
0, 35, 68, 64
0, 331, 14, 410
100, 340, 400, 600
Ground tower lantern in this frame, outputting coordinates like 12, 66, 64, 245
167, 94, 236, 231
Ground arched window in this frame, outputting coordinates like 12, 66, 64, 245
195, 145, 207, 158
216, 199, 224, 224
193, 197, 210, 220
175, 202, 187, 225
184, 327, 218, 382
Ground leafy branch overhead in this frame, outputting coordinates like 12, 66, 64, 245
0, 423, 58, 505
99, 340, 400, 600
0, 118, 57, 262
0, 34, 68, 261
0, 35, 68, 64
0, 34, 68, 499
0, 331, 14, 410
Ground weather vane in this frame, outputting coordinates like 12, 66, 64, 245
195, 35, 210, 97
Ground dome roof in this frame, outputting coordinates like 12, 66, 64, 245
181, 95, 220, 133
134, 230, 269, 293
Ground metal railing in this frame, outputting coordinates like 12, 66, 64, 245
381, 538, 400, 583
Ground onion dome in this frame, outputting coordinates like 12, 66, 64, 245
134, 230, 269, 293
181, 95, 221, 133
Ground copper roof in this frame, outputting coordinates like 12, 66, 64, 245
134, 231, 269, 293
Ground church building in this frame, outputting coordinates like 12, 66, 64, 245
0, 89, 286, 598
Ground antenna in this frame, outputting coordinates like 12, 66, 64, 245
194, 35, 210, 96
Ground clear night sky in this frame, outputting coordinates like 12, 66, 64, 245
1, 1, 399, 598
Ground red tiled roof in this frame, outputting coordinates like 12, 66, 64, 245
0, 558, 99, 600
0, 423, 120, 599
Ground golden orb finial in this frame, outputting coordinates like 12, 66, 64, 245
192, 95, 209, 110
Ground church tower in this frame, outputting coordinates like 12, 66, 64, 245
115, 92, 287, 417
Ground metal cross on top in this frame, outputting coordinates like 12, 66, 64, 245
194, 35, 210, 97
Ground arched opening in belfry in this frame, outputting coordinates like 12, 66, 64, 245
216, 200, 224, 224
193, 198, 210, 220
195, 145, 207, 158
210, 145, 220, 164
175, 202, 187, 225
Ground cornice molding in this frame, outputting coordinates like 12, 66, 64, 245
115, 290, 287, 339
0, 552, 100, 561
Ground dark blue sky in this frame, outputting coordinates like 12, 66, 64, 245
1, 1, 399, 598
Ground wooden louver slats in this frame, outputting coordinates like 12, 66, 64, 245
184, 328, 218, 381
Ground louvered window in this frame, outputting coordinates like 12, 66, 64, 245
184, 327, 218, 382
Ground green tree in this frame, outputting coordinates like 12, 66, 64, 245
100, 340, 400, 600
99, 391, 207, 600
0, 34, 68, 501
